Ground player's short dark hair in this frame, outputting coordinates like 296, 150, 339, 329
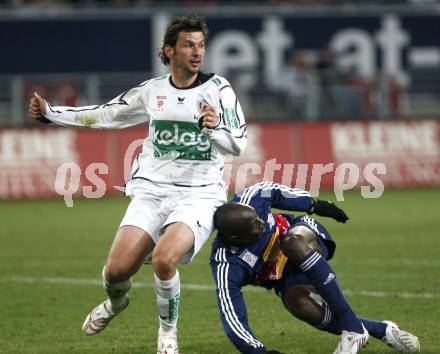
159, 15, 209, 66
214, 203, 258, 246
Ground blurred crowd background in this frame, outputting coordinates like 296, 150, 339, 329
2, 1, 439, 8
1, 0, 439, 125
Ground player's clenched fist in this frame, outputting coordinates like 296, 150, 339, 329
28, 92, 47, 119
199, 104, 218, 129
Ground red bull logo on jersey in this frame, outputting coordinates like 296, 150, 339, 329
152, 120, 211, 160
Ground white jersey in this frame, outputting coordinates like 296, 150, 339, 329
43, 73, 247, 188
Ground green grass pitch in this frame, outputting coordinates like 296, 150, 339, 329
1, 189, 439, 353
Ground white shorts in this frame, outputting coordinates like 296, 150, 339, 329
120, 178, 227, 264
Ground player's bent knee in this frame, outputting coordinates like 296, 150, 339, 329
283, 286, 310, 313
283, 286, 323, 326
152, 247, 180, 273
280, 231, 311, 264
280, 226, 321, 264
105, 260, 134, 283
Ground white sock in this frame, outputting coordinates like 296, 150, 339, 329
154, 270, 180, 332
102, 266, 131, 313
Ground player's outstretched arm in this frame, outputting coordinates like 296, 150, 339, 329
307, 199, 349, 223
254, 182, 314, 212
246, 182, 348, 223
28, 83, 149, 129
29, 92, 51, 124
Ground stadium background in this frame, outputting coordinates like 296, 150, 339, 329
0, 1, 439, 353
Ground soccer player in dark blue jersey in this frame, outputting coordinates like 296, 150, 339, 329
210, 182, 420, 354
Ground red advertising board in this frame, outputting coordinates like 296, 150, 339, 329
1, 120, 439, 200
0, 128, 79, 199
329, 120, 440, 188
0, 127, 146, 200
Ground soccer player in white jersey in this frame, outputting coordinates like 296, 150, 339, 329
29, 15, 247, 353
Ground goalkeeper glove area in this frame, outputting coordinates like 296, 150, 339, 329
307, 199, 349, 223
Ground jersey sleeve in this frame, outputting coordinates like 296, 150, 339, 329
202, 80, 247, 156
42, 81, 149, 129
211, 247, 266, 354
239, 181, 314, 212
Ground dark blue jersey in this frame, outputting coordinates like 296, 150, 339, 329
210, 182, 336, 353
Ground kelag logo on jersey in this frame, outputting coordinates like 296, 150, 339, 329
152, 120, 211, 160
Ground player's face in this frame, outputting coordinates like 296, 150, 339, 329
241, 215, 265, 244
170, 31, 205, 77
222, 215, 264, 247
250, 217, 265, 241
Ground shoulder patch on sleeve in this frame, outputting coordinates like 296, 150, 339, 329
224, 108, 240, 129
211, 77, 222, 86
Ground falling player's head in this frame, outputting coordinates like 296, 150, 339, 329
159, 15, 209, 71
214, 203, 265, 247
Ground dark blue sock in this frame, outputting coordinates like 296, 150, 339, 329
316, 302, 341, 335
299, 251, 363, 333
317, 304, 387, 339
358, 317, 387, 339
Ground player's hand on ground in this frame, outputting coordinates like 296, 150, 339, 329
309, 199, 349, 223
198, 103, 218, 129
28, 92, 47, 119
